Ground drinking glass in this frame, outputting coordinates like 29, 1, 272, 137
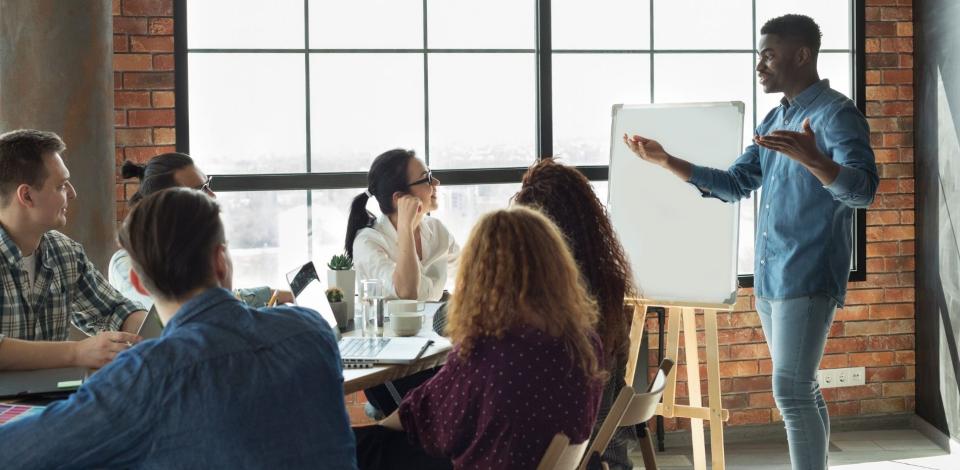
360, 279, 384, 337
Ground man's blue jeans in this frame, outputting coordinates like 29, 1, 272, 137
756, 295, 838, 470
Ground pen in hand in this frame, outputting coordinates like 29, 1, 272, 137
266, 289, 281, 307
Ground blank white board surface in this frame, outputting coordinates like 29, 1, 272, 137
608, 102, 744, 306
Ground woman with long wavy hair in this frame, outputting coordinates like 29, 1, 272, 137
353, 206, 606, 470
514, 158, 638, 470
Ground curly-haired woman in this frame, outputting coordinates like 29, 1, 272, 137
353, 206, 606, 470
514, 158, 638, 470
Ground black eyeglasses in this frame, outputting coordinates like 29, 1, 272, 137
407, 170, 435, 187
193, 175, 214, 193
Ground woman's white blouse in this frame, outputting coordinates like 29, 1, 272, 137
352, 215, 459, 301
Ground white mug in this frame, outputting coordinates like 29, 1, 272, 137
387, 300, 425, 336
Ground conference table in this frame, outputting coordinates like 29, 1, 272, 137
2, 306, 452, 404
340, 303, 452, 396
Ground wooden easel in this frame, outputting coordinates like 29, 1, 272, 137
629, 299, 733, 470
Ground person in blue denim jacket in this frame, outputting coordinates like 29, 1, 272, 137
623, 14, 878, 470
0, 188, 357, 469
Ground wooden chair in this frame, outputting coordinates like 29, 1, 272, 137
537, 433, 590, 470
578, 359, 675, 470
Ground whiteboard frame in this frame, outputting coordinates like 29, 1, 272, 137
608, 101, 745, 307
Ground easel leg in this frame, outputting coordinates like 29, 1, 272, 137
660, 307, 682, 417
704, 310, 726, 470
625, 302, 647, 387
682, 308, 707, 470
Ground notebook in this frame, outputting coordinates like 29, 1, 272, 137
286, 261, 435, 365
0, 404, 45, 426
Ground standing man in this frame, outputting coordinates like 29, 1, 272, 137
624, 15, 878, 470
0, 129, 145, 371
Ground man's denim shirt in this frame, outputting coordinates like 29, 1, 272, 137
0, 288, 358, 469
688, 80, 878, 307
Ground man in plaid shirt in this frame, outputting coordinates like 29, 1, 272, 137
0, 129, 146, 370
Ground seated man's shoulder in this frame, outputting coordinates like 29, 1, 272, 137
43, 230, 84, 254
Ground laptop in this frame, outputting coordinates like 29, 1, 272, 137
0, 307, 163, 398
286, 262, 434, 365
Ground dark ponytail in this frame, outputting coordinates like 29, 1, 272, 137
121, 152, 195, 205
344, 148, 416, 257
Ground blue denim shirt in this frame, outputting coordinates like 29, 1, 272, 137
689, 80, 878, 306
0, 288, 357, 470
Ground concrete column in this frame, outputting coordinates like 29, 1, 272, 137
0, 0, 116, 272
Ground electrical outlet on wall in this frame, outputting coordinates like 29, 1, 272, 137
817, 367, 866, 389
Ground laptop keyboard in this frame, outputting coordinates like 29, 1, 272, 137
340, 338, 390, 358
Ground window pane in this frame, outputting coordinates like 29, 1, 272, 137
755, 0, 851, 50
654, 0, 752, 50
552, 0, 651, 50
187, 0, 303, 49
311, 188, 374, 267
428, 54, 536, 169
310, 54, 425, 172
309, 0, 423, 49
220, 191, 309, 290
553, 54, 651, 166
654, 53, 755, 148
755, 52, 852, 127
592, 181, 609, 205
189, 54, 306, 174
427, 0, 534, 49
437, 183, 521, 252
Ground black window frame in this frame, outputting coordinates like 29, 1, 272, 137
173, 0, 868, 287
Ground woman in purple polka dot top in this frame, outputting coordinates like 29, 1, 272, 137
353, 207, 606, 470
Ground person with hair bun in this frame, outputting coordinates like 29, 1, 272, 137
345, 149, 459, 302
109, 153, 292, 310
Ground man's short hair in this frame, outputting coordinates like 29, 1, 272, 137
118, 188, 226, 301
761, 14, 823, 55
0, 129, 66, 206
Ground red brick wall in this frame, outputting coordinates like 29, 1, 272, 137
113, 0, 175, 222
112, 0, 915, 430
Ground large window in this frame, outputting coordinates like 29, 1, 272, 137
176, 0, 865, 289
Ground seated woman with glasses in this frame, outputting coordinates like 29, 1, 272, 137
346, 149, 460, 418
345, 148, 459, 303
353, 206, 606, 470
109, 153, 293, 310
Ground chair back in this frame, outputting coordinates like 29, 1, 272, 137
576, 359, 675, 470
537, 433, 590, 470
620, 358, 674, 427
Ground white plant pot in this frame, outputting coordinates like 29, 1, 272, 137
327, 269, 356, 317
328, 302, 350, 332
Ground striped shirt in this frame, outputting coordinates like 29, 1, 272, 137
0, 225, 143, 342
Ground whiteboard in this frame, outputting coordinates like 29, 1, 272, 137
608, 102, 744, 306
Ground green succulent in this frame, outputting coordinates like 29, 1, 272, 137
325, 287, 344, 303
327, 253, 354, 270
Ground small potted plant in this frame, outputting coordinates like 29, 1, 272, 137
327, 252, 356, 318
325, 287, 349, 332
